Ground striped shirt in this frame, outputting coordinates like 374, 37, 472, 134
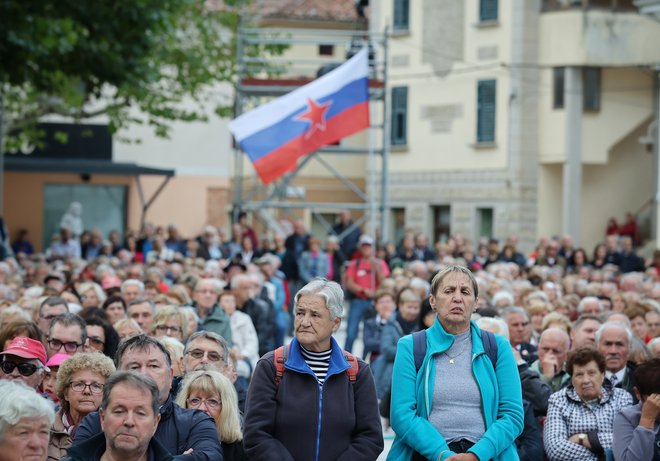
300, 345, 331, 385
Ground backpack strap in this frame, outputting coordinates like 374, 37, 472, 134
412, 330, 427, 372
342, 351, 359, 383
274, 345, 288, 385
481, 329, 498, 370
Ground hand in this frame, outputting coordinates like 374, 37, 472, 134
540, 353, 559, 378
446, 454, 478, 461
183, 448, 194, 455
568, 433, 591, 449
640, 393, 660, 429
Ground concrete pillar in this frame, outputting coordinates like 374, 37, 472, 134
562, 67, 582, 244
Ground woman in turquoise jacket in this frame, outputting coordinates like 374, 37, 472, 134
388, 265, 524, 461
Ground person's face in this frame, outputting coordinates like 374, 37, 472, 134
117, 326, 141, 341
82, 289, 100, 309
38, 304, 68, 336
100, 382, 160, 458
118, 346, 172, 404
538, 333, 568, 369
630, 316, 649, 340
0, 417, 50, 461
360, 243, 373, 258
571, 319, 601, 349
233, 281, 251, 306
295, 295, 340, 352
374, 295, 395, 321
219, 294, 237, 316
506, 313, 529, 347
399, 301, 421, 323
85, 325, 106, 353
153, 318, 183, 341
430, 272, 477, 333
530, 314, 544, 334
123, 286, 141, 303
0, 355, 43, 389
193, 283, 218, 310
41, 367, 59, 402
582, 301, 602, 316
105, 302, 126, 325
183, 338, 225, 373
645, 311, 660, 337
47, 323, 84, 357
572, 360, 605, 401
128, 303, 153, 332
598, 327, 630, 372
186, 389, 222, 423
65, 370, 106, 420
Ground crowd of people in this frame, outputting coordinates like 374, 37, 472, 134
0, 210, 659, 461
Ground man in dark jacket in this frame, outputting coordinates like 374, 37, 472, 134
332, 209, 361, 260
63, 371, 174, 461
72, 335, 222, 461
232, 273, 275, 356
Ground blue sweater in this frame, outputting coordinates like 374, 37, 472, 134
387, 318, 524, 461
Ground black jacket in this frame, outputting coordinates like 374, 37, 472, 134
72, 395, 222, 461
63, 433, 174, 461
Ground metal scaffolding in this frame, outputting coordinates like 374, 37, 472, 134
231, 25, 391, 243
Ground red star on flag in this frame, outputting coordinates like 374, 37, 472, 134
295, 98, 332, 139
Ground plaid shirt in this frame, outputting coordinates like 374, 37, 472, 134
544, 384, 633, 460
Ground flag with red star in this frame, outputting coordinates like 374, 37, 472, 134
229, 48, 370, 184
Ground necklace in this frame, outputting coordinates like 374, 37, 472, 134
444, 338, 471, 364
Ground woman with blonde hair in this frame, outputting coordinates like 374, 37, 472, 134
151, 305, 188, 341
176, 370, 245, 460
77, 282, 106, 309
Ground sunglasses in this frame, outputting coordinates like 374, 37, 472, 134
1, 360, 40, 377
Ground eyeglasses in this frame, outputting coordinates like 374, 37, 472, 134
69, 381, 104, 394
87, 336, 105, 348
40, 314, 59, 321
1, 360, 40, 377
187, 397, 221, 409
156, 325, 182, 335
47, 338, 83, 353
186, 349, 223, 362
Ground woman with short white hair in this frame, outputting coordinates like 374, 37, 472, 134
0, 380, 55, 461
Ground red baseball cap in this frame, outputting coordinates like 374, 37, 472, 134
0, 337, 48, 366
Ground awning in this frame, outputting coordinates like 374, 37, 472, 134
5, 157, 175, 177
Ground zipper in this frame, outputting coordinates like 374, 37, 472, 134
315, 381, 323, 461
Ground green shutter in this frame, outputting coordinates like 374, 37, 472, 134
391, 86, 408, 146
477, 80, 496, 143
393, 0, 410, 31
480, 0, 498, 22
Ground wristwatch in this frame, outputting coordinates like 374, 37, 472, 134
578, 434, 586, 446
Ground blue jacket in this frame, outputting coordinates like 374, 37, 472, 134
73, 395, 222, 461
243, 337, 383, 461
388, 319, 524, 461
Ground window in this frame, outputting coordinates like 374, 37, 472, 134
477, 79, 496, 143
393, 0, 410, 32
433, 206, 451, 244
390, 208, 405, 246
480, 0, 498, 22
583, 67, 601, 111
476, 208, 494, 241
553, 67, 565, 109
553, 67, 601, 112
391, 86, 408, 146
319, 44, 334, 56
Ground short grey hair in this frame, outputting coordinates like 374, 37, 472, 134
476, 317, 509, 340
127, 298, 156, 313
430, 265, 478, 299
101, 371, 160, 417
595, 321, 633, 350
295, 278, 345, 320
185, 331, 230, 363
577, 296, 601, 313
0, 380, 55, 442
491, 290, 514, 308
121, 279, 145, 294
501, 306, 529, 322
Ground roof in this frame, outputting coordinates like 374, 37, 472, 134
248, 0, 360, 22
5, 157, 175, 177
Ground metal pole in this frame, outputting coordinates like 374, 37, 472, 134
232, 20, 245, 224
562, 67, 583, 244
380, 28, 391, 245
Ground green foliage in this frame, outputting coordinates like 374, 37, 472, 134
0, 0, 285, 147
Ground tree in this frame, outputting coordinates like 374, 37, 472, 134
0, 0, 285, 185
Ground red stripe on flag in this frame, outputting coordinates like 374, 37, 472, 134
252, 102, 369, 184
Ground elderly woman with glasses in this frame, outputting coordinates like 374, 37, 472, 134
243, 278, 383, 461
0, 380, 55, 461
48, 352, 115, 461
151, 306, 188, 342
176, 370, 246, 461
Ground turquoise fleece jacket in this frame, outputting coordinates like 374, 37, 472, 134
387, 318, 524, 461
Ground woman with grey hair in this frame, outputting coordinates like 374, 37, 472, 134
244, 278, 384, 461
0, 380, 55, 461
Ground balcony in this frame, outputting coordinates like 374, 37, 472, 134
542, 0, 638, 12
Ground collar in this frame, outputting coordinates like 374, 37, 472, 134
426, 317, 485, 356
606, 368, 626, 384
285, 337, 350, 379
